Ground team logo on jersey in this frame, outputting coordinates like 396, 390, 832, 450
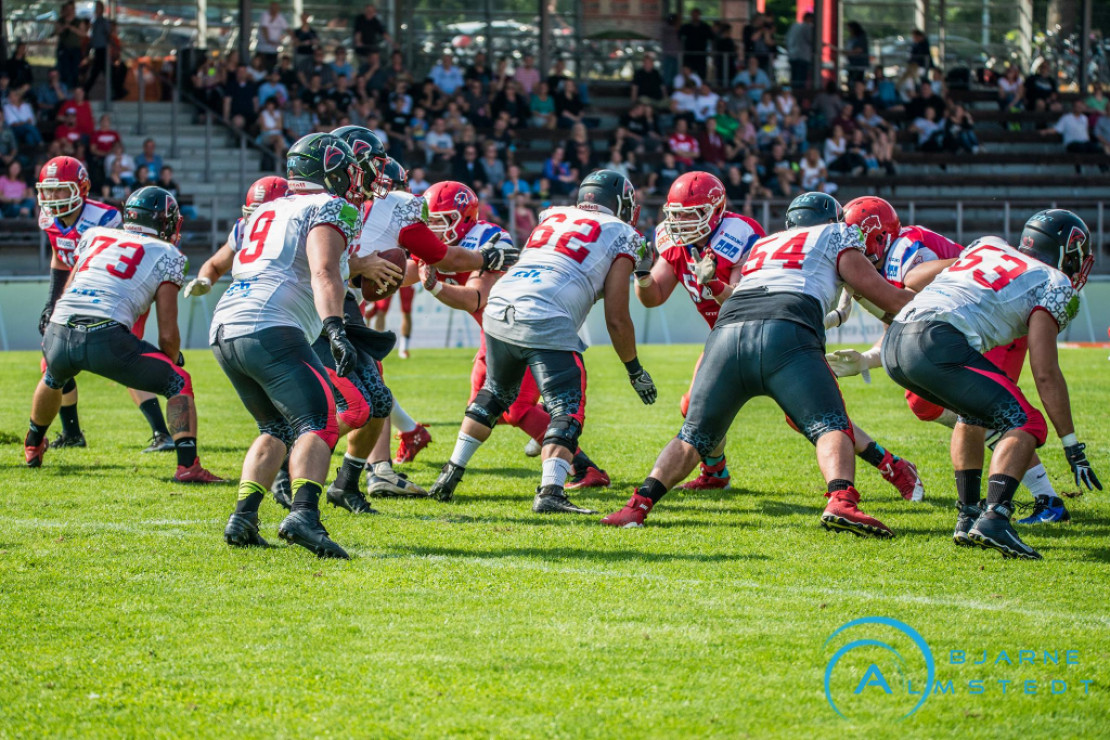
323, 145, 346, 173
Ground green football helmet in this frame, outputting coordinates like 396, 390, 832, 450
577, 169, 639, 227
286, 133, 364, 203
785, 191, 843, 228
123, 186, 182, 244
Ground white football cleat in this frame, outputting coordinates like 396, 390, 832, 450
524, 438, 542, 457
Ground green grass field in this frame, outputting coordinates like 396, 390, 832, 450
1, 345, 1108, 738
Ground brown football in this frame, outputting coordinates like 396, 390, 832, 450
361, 247, 408, 301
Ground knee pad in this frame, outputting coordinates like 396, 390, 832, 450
799, 412, 853, 445
542, 414, 581, 452
905, 390, 945, 422
258, 419, 295, 448
677, 421, 722, 458
366, 381, 393, 420
61, 377, 77, 393
465, 388, 511, 429
296, 412, 339, 450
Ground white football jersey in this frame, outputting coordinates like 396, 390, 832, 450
439, 220, 512, 286
51, 225, 187, 327
353, 191, 428, 257
485, 205, 642, 352
738, 222, 866, 314
894, 236, 1079, 352
210, 192, 362, 343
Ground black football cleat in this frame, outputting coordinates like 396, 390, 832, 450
271, 468, 293, 510
327, 471, 379, 514
224, 512, 269, 548
968, 503, 1042, 560
953, 500, 984, 547
532, 485, 598, 515
278, 509, 349, 559
142, 432, 175, 453
51, 430, 87, 448
429, 462, 465, 502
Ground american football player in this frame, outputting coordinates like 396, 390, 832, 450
35, 155, 175, 453
430, 169, 657, 513
420, 180, 610, 490
882, 209, 1100, 559
603, 192, 915, 533
25, 187, 223, 484
365, 158, 417, 359
834, 196, 1070, 523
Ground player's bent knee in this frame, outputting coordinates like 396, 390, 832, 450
338, 399, 370, 430
905, 390, 945, 422
802, 414, 854, 445
542, 415, 581, 452
259, 420, 295, 448
44, 372, 69, 391
677, 421, 723, 458
61, 377, 77, 393
369, 387, 393, 420
465, 389, 509, 429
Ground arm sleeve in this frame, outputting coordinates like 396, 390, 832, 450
157, 250, 189, 287
1031, 274, 1079, 332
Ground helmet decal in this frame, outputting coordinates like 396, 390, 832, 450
1020, 234, 1036, 250
859, 214, 882, 237
454, 189, 471, 209
1066, 225, 1087, 252
323, 145, 346, 173
351, 139, 370, 156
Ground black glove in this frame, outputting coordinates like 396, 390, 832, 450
1065, 442, 1102, 491
480, 231, 520, 273
39, 304, 53, 335
41, 267, 69, 335
625, 358, 657, 405
323, 316, 357, 377
176, 351, 186, 367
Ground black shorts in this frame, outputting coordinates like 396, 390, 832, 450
478, 335, 587, 425
881, 320, 1048, 445
211, 325, 339, 448
679, 319, 851, 456
42, 319, 191, 398
311, 329, 393, 426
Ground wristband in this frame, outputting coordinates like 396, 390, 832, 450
624, 357, 643, 375
430, 282, 443, 296
635, 275, 653, 288
1062, 433, 1078, 447
706, 279, 729, 297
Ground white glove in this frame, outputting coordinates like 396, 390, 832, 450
825, 347, 882, 384
823, 290, 855, 329
183, 277, 211, 298
855, 295, 887, 320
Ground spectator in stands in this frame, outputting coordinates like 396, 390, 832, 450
328, 47, 352, 82
452, 143, 487, 190
713, 21, 738, 88
618, 101, 662, 154
554, 82, 585, 129
441, 101, 468, 136
660, 13, 681, 90
1024, 61, 1060, 113
910, 106, 947, 151
292, 13, 319, 70
54, 110, 82, 147
786, 13, 814, 90
698, 116, 727, 175
407, 166, 429, 196
54, 1, 85, 89
501, 164, 531, 200
908, 29, 932, 75
465, 52, 492, 89
845, 80, 873, 117
1044, 100, 1106, 154
7, 42, 34, 93
732, 57, 770, 105
946, 105, 980, 153
647, 150, 681, 194
1093, 113, 1110, 155
543, 145, 576, 195
731, 109, 758, 154
529, 81, 556, 129
83, 2, 110, 94
631, 54, 666, 106
487, 116, 516, 159
667, 117, 699, 168
134, 164, 154, 189
492, 82, 529, 129
0, 111, 19, 169
247, 54, 269, 83
754, 91, 778, 126
672, 63, 702, 92
285, 97, 316, 140
907, 80, 945, 121
430, 54, 464, 96
546, 59, 572, 95
811, 81, 845, 131
779, 110, 808, 156
897, 64, 921, 104
603, 146, 633, 180
679, 8, 715, 80
670, 79, 698, 124
104, 141, 134, 185
800, 147, 835, 194
157, 165, 196, 218
513, 192, 538, 235
871, 67, 900, 110
724, 82, 750, 116
134, 138, 163, 176
35, 69, 69, 120
3, 90, 40, 148
479, 142, 505, 191
330, 75, 356, 116
1086, 82, 1107, 114
0, 160, 35, 217
825, 124, 864, 174
354, 5, 390, 61
258, 68, 289, 107
300, 73, 328, 109
764, 141, 797, 197
831, 105, 857, 136
569, 142, 595, 179
424, 117, 454, 166
693, 81, 720, 124
224, 65, 259, 131
101, 157, 130, 206
513, 54, 541, 97
997, 65, 1024, 111
844, 21, 869, 85
299, 47, 335, 89
256, 2, 288, 69
258, 98, 287, 161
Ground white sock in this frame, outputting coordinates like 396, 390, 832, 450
933, 409, 959, 429
370, 460, 393, 477
450, 433, 482, 468
541, 456, 573, 489
344, 453, 367, 467
400, 335, 410, 352
1022, 463, 1057, 500
390, 402, 418, 433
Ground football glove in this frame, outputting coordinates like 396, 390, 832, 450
693, 250, 717, 286
1064, 441, 1102, 491
183, 277, 212, 297
480, 231, 520, 273
176, 351, 185, 367
38, 304, 53, 335
825, 348, 880, 384
629, 368, 657, 405
634, 237, 657, 281
824, 290, 854, 329
323, 316, 357, 377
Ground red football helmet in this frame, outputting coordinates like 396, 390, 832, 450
663, 172, 727, 246
843, 196, 901, 265
37, 156, 90, 219
243, 176, 290, 218
423, 180, 479, 245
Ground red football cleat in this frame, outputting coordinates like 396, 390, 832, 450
878, 451, 925, 502
565, 465, 611, 490
601, 493, 654, 527
394, 424, 432, 464
25, 440, 47, 468
680, 458, 730, 490
821, 487, 894, 538
174, 459, 226, 483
